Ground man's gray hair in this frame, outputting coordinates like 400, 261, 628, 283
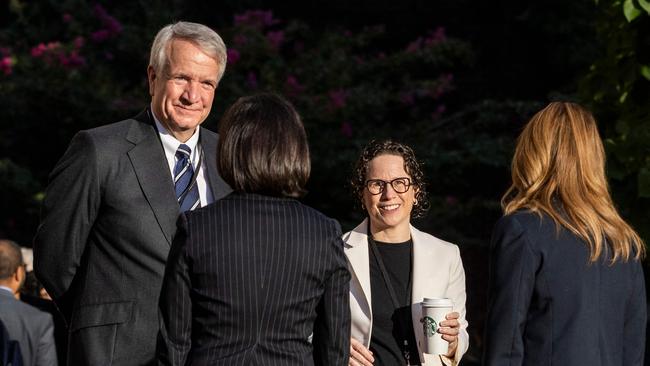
149, 21, 228, 83
0, 240, 23, 280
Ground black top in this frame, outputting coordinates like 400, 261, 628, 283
369, 238, 421, 365
483, 211, 647, 366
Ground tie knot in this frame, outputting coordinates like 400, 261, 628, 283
176, 144, 191, 158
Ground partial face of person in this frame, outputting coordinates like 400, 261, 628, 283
362, 154, 417, 234
148, 38, 220, 139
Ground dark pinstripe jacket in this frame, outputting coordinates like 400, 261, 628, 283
157, 192, 351, 366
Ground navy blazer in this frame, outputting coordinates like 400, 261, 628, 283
157, 193, 351, 366
483, 211, 646, 366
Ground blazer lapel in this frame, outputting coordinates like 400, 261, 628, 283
344, 219, 372, 310
410, 225, 443, 365
410, 225, 434, 305
126, 110, 179, 245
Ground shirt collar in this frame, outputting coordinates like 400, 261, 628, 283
0, 286, 14, 295
150, 106, 201, 154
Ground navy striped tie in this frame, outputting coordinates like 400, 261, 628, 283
174, 144, 200, 212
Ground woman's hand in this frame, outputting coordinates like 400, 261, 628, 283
349, 338, 374, 366
438, 311, 460, 358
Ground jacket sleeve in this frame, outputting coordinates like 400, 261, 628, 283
622, 258, 647, 365
440, 244, 469, 366
35, 312, 58, 366
157, 214, 192, 366
313, 221, 351, 366
482, 215, 538, 366
33, 131, 102, 318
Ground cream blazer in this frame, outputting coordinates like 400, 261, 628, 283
342, 219, 469, 366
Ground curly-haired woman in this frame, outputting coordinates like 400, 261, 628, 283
344, 140, 469, 366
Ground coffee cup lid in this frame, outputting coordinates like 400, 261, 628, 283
421, 297, 453, 307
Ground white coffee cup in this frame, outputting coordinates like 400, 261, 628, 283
420, 297, 453, 355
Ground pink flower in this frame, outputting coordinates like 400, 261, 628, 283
0, 56, 13, 75
31, 43, 47, 57
328, 89, 348, 110
266, 31, 284, 50
285, 75, 305, 95
227, 49, 240, 65
104, 16, 123, 34
234, 34, 248, 46
59, 50, 86, 69
94, 4, 109, 18
431, 104, 446, 120
91, 29, 111, 42
246, 71, 258, 89
73, 36, 85, 49
341, 121, 353, 138
93, 4, 123, 38
46, 42, 61, 50
233, 10, 278, 29
424, 27, 446, 46
406, 37, 422, 53
62, 13, 73, 23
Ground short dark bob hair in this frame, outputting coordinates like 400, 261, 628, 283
351, 140, 429, 218
217, 93, 310, 198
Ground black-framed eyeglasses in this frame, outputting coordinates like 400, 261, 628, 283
365, 177, 412, 195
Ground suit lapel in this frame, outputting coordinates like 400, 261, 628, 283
410, 225, 442, 365
344, 220, 372, 318
126, 110, 179, 245
410, 225, 433, 305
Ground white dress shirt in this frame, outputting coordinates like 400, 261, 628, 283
151, 110, 214, 207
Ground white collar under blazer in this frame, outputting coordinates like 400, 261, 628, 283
342, 219, 469, 366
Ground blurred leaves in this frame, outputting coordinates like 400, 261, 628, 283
579, 0, 650, 241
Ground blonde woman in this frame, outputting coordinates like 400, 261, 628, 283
483, 102, 646, 366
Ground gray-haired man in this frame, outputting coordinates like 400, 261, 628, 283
34, 22, 231, 365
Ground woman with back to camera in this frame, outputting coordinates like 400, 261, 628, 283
344, 140, 469, 366
483, 102, 646, 366
157, 93, 351, 365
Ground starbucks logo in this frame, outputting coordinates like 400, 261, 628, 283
421, 316, 437, 338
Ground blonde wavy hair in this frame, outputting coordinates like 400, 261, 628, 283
502, 102, 645, 263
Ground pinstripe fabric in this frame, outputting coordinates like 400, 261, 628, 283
158, 192, 351, 366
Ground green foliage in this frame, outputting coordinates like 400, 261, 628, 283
579, 0, 650, 240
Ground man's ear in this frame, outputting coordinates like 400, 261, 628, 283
147, 65, 156, 96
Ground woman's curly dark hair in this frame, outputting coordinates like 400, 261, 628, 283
351, 140, 429, 218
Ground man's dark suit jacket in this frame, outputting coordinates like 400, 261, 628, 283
483, 211, 647, 366
157, 193, 351, 366
33, 110, 231, 365
0, 289, 57, 366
